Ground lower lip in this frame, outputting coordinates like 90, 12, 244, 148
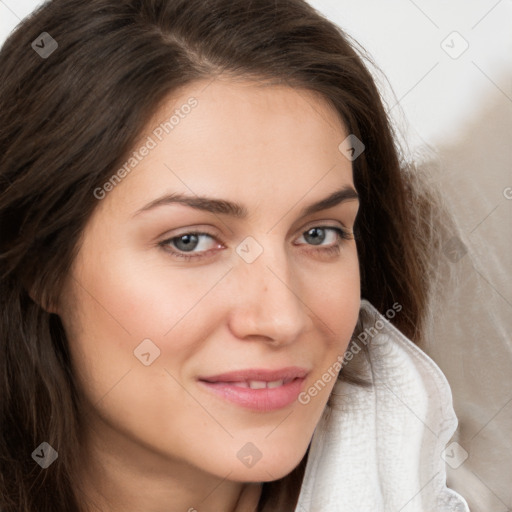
198, 378, 306, 412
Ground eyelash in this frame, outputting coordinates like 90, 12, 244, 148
159, 225, 354, 262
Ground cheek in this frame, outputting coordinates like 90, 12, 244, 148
297, 248, 360, 397
65, 245, 230, 405
302, 245, 360, 337
63, 252, 230, 458
73, 242, 226, 337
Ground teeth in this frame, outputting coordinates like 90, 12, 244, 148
249, 380, 267, 389
227, 379, 286, 389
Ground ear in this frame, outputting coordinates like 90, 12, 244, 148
27, 286, 59, 315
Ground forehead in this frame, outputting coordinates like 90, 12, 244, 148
96, 77, 354, 220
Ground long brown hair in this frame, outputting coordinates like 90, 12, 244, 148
0, 0, 446, 510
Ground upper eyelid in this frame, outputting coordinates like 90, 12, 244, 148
299, 219, 352, 234
162, 219, 352, 241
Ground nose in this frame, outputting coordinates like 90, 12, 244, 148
226, 242, 309, 346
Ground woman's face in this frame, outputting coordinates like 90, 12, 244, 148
58, 78, 360, 484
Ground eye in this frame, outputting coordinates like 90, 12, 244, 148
296, 226, 351, 247
159, 231, 221, 260
294, 225, 354, 257
159, 225, 354, 261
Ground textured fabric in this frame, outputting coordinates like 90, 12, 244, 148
295, 299, 470, 512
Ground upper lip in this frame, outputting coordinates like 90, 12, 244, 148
199, 366, 309, 383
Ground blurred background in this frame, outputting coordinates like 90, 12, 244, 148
1, 1, 511, 510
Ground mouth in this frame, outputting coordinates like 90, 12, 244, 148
197, 367, 309, 412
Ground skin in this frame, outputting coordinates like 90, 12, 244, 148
56, 76, 361, 512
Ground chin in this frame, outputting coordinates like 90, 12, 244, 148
226, 446, 309, 483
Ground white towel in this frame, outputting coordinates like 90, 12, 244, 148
295, 299, 470, 512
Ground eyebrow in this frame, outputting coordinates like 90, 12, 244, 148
133, 185, 359, 219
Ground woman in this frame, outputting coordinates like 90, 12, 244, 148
0, 0, 469, 510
